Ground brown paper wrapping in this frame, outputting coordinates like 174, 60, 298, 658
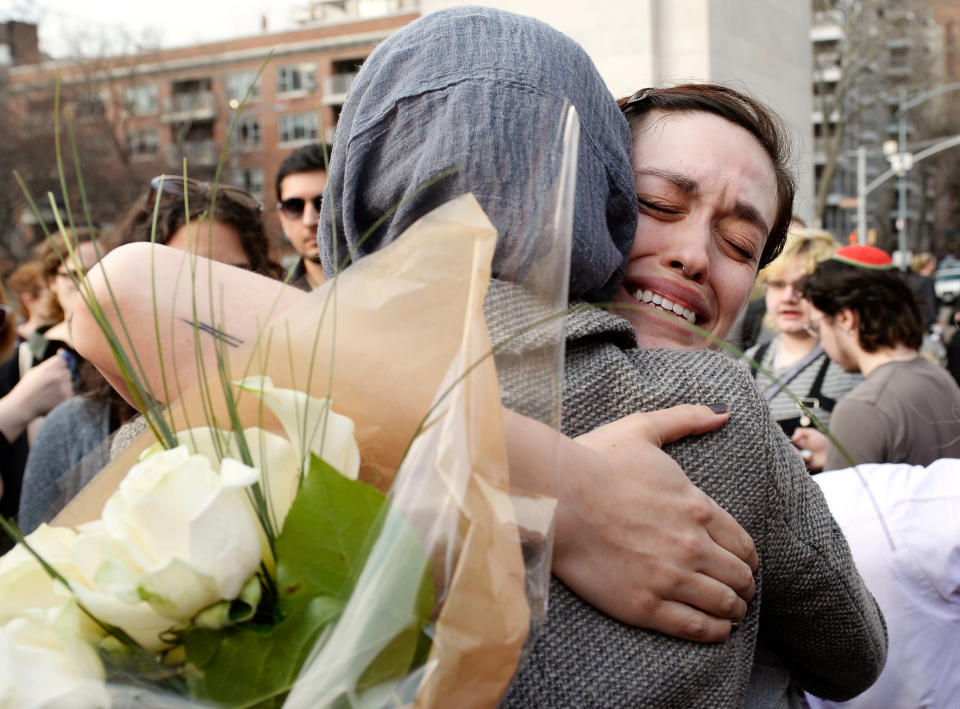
56, 194, 533, 708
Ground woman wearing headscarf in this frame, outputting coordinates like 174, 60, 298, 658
319, 7, 885, 707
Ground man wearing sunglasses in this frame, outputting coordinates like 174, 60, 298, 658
275, 143, 331, 291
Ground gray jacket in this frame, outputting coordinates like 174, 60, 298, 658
488, 283, 887, 708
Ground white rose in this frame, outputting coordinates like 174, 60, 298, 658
154, 377, 360, 532
236, 376, 360, 483
68, 446, 262, 652
0, 525, 79, 625
0, 603, 108, 709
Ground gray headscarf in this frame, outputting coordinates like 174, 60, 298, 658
317, 6, 636, 303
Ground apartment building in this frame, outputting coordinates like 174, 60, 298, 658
810, 0, 937, 248
3, 9, 417, 243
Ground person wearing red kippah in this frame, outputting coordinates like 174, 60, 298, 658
830, 244, 894, 270
792, 252, 960, 471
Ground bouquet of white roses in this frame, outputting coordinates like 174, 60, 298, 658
2, 178, 570, 707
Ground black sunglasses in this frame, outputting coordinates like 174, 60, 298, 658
277, 195, 323, 219
146, 175, 263, 212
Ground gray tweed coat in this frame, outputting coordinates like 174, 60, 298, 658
486, 282, 887, 709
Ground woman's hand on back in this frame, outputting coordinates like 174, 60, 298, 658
553, 405, 757, 642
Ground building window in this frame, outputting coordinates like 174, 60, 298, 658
128, 129, 159, 159
234, 166, 265, 199
124, 84, 158, 115
73, 92, 105, 120
278, 112, 318, 145
236, 117, 262, 149
226, 69, 261, 102
277, 64, 317, 94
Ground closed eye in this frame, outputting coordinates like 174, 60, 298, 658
637, 196, 682, 216
719, 234, 758, 263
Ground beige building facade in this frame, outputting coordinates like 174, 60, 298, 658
422, 0, 815, 222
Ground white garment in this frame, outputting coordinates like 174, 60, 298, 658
806, 459, 960, 709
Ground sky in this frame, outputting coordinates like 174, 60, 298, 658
2, 0, 297, 58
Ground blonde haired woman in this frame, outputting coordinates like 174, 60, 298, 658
744, 229, 861, 436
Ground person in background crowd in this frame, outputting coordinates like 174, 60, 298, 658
7, 260, 59, 343
18, 176, 282, 533
744, 229, 862, 437
0, 229, 99, 421
906, 251, 939, 329
793, 244, 960, 471
806, 458, 960, 709
117, 175, 281, 277
33, 229, 101, 354
947, 306, 960, 385
733, 215, 807, 351
0, 275, 73, 550
275, 143, 331, 290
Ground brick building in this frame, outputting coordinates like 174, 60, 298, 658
3, 11, 417, 247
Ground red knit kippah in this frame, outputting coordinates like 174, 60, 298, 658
832, 244, 895, 270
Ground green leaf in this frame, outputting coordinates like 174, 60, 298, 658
275, 455, 387, 613
184, 594, 343, 708
184, 455, 436, 707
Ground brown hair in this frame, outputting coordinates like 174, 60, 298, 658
618, 84, 796, 270
36, 228, 98, 280
799, 260, 924, 352
117, 190, 281, 278
7, 260, 56, 324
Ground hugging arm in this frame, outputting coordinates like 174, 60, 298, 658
504, 405, 757, 642
74, 242, 757, 642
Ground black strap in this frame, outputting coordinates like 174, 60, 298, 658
763, 345, 825, 402
749, 342, 771, 380
807, 354, 837, 412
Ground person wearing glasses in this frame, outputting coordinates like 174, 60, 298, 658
793, 246, 960, 471
116, 175, 281, 277
275, 143, 331, 291
743, 229, 862, 437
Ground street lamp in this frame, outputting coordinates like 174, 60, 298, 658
853, 82, 960, 261
884, 132, 914, 265
892, 83, 960, 263
228, 98, 241, 186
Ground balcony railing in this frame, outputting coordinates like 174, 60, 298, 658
162, 91, 217, 123
165, 139, 220, 169
323, 72, 358, 105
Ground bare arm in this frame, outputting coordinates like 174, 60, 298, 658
0, 354, 74, 443
71, 243, 306, 407
75, 243, 757, 642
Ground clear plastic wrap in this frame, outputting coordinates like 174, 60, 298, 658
15, 107, 581, 707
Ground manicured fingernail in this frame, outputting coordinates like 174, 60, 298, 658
706, 403, 729, 414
